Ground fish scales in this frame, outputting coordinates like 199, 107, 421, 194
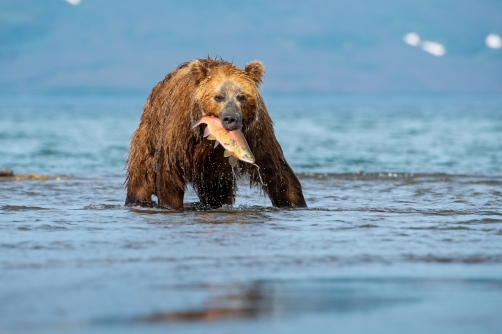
192, 116, 255, 167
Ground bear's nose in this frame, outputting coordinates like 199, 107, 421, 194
220, 101, 242, 131
223, 115, 237, 126
221, 114, 242, 131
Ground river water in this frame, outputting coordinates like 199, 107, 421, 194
1, 95, 502, 333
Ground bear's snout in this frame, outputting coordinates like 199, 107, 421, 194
220, 101, 242, 131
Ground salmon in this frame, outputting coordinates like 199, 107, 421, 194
192, 116, 255, 167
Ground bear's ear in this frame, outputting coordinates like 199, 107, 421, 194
190, 60, 208, 83
245, 60, 265, 85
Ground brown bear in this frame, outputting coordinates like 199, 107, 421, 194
125, 57, 307, 210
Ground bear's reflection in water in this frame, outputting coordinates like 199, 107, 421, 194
138, 279, 417, 323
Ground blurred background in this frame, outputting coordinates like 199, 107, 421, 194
2, 2, 502, 333
1, 0, 501, 96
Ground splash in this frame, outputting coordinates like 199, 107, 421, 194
251, 163, 266, 208
251, 163, 265, 188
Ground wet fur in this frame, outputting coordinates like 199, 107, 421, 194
125, 57, 307, 210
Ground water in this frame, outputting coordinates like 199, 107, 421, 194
1, 95, 502, 334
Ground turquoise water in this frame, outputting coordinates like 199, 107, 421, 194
1, 96, 502, 333
1, 96, 502, 176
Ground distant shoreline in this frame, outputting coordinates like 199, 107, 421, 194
0, 170, 75, 182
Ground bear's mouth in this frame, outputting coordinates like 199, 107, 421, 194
193, 116, 255, 167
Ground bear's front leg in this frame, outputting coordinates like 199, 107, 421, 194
154, 157, 184, 210
254, 159, 307, 208
156, 181, 185, 211
125, 168, 156, 207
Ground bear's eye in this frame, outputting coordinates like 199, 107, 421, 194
214, 95, 225, 102
237, 95, 247, 103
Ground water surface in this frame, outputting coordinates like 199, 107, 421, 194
1, 96, 502, 333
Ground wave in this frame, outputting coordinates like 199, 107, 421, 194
0, 205, 49, 211
296, 171, 502, 184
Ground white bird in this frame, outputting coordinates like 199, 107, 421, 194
421, 41, 446, 57
404, 33, 421, 47
486, 33, 502, 49
64, 0, 81, 5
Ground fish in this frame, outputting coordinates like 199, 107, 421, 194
192, 116, 255, 167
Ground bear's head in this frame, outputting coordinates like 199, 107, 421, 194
190, 59, 265, 131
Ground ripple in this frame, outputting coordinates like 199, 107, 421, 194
403, 254, 502, 264
407, 225, 473, 231
297, 172, 502, 185
1, 205, 49, 212
456, 218, 502, 225
83, 204, 124, 210
35, 224, 68, 231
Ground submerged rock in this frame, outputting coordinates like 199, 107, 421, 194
0, 170, 66, 182
0, 169, 14, 177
